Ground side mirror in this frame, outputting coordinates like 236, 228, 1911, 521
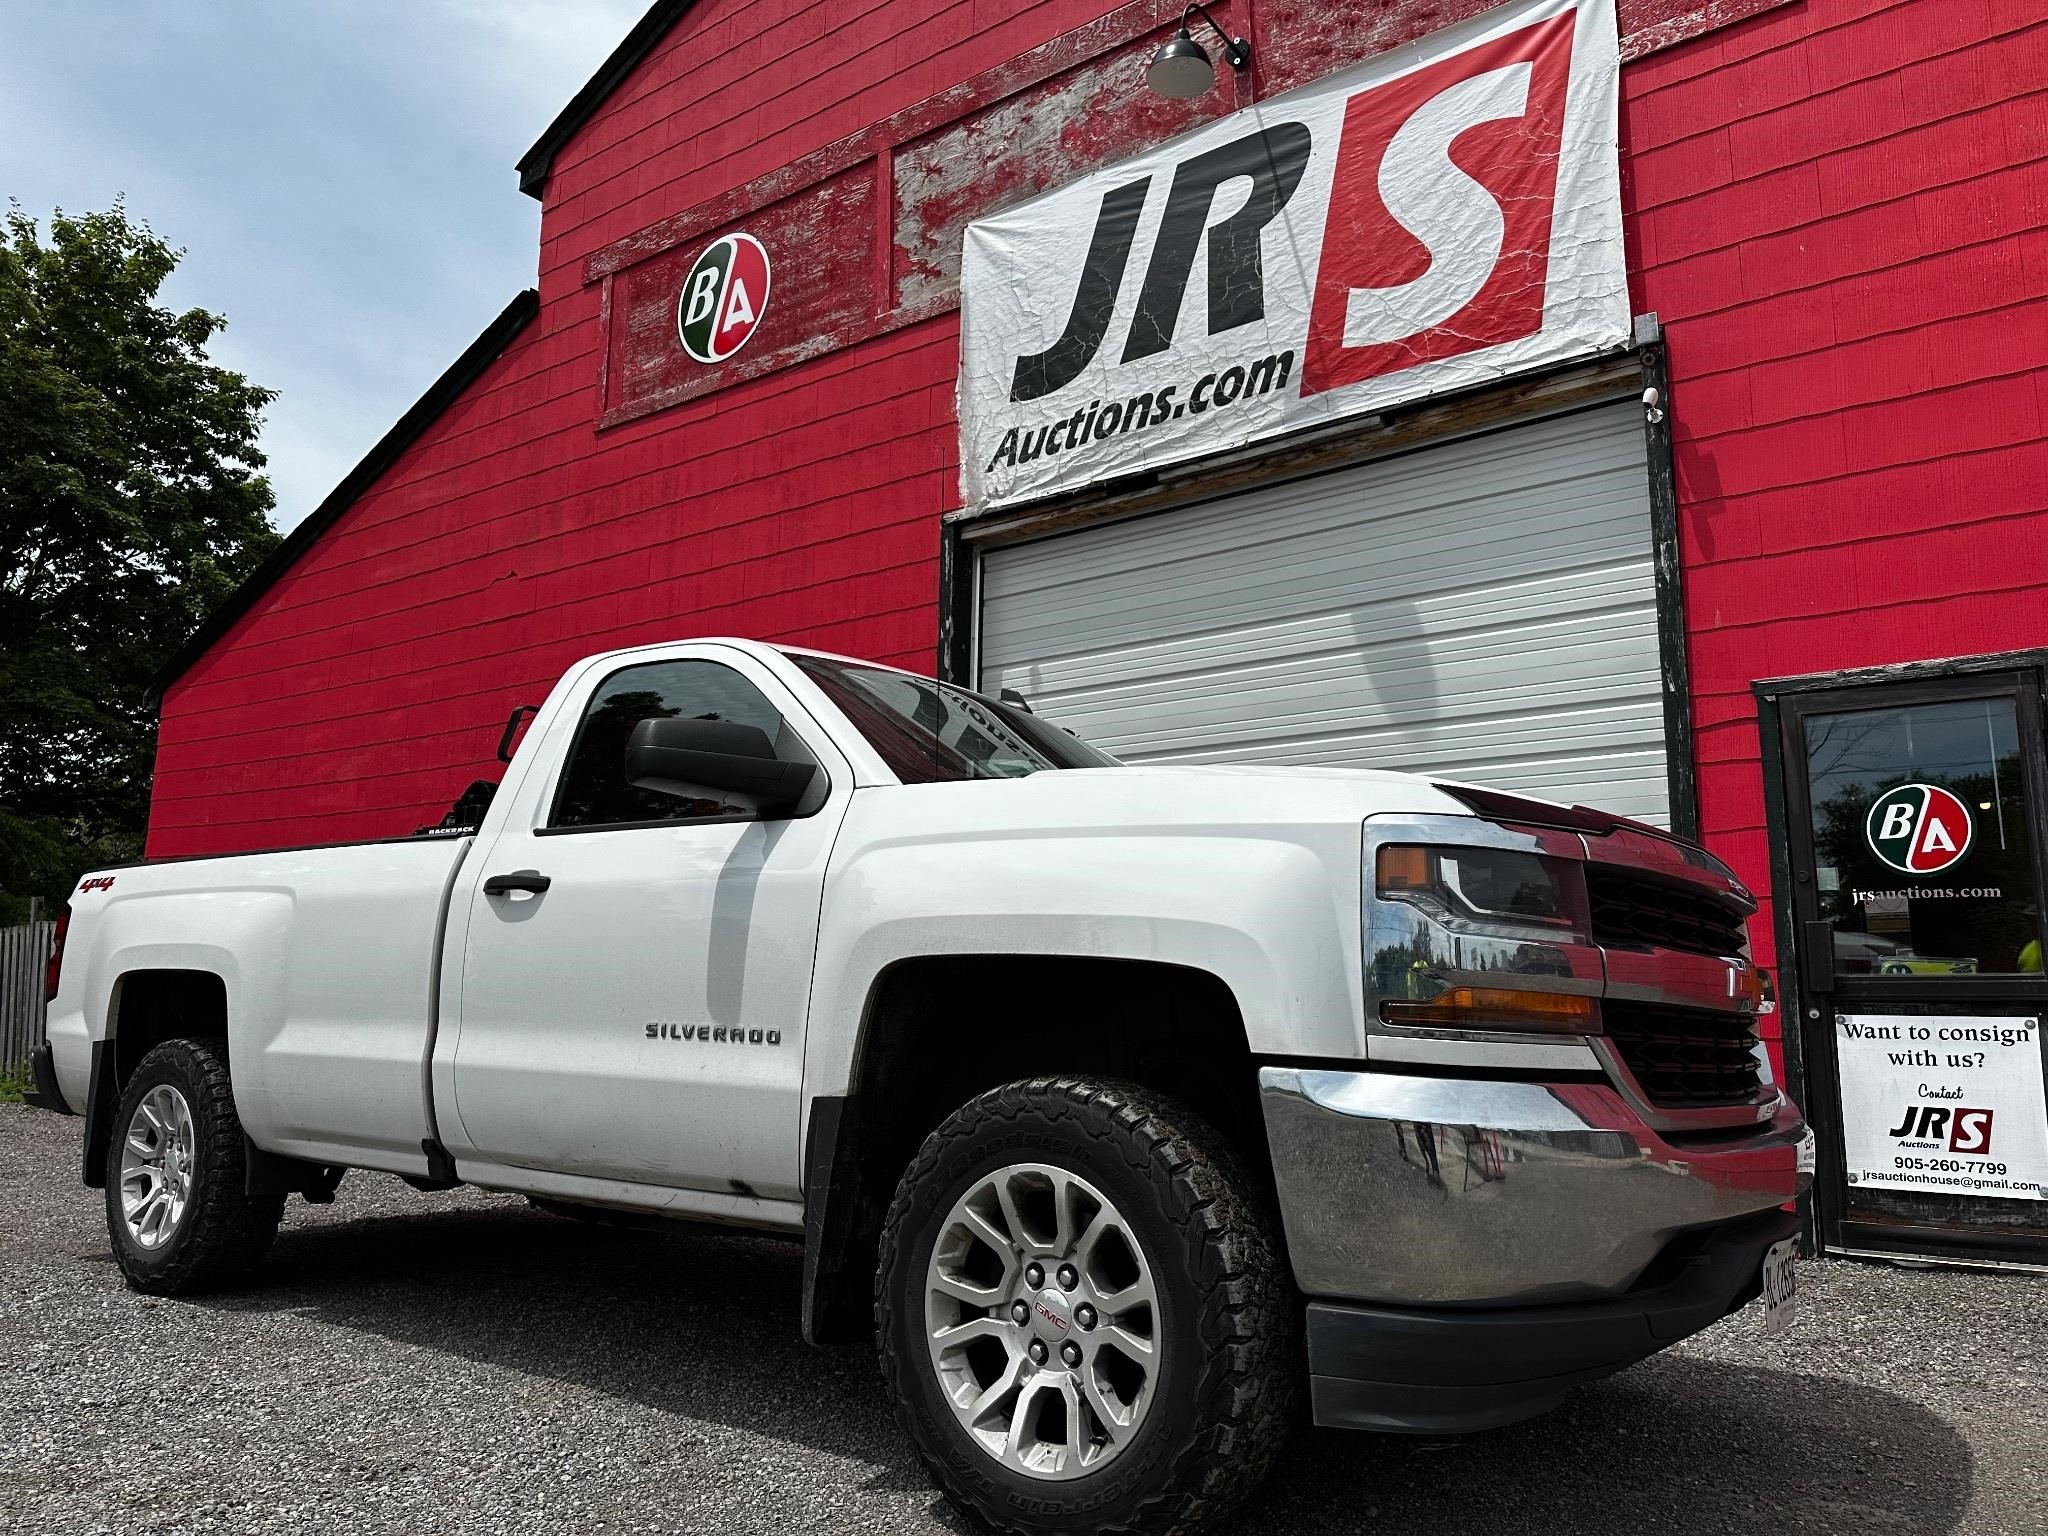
624, 717, 817, 817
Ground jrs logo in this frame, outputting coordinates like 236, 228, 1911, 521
1888, 1104, 1996, 1153
1008, 13, 1574, 405
1866, 784, 1973, 875
958, 0, 1624, 508
1009, 124, 1311, 403
677, 232, 771, 364
1302, 12, 1575, 394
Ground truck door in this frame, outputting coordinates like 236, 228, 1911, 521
1770, 666, 2048, 1270
441, 649, 850, 1202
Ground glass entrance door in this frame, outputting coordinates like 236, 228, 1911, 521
1774, 669, 2048, 1268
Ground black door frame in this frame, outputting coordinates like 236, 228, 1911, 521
1756, 649, 2048, 1269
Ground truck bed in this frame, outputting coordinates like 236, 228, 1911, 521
49, 833, 474, 1175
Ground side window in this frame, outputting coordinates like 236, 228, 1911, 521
549, 659, 788, 829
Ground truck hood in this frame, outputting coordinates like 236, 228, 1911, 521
861, 762, 1477, 830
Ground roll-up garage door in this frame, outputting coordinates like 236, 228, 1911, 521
977, 401, 1671, 824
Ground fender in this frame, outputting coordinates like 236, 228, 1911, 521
91, 894, 289, 1082
794, 792, 1370, 1343
801, 822, 1365, 1103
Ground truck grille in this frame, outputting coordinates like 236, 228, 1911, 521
1587, 868, 1749, 958
1605, 1002, 1764, 1110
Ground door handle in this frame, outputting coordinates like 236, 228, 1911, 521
1801, 919, 1837, 995
483, 869, 552, 896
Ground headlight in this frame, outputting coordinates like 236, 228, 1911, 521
1375, 844, 1590, 941
1373, 843, 1598, 1036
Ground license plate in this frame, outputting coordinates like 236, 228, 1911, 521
1762, 1236, 1798, 1332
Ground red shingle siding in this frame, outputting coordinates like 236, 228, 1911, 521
1629, 0, 2048, 998
153, 283, 957, 853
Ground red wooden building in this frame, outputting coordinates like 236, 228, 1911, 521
148, 0, 2048, 1267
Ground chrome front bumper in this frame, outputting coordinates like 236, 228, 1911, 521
1260, 1065, 1811, 1306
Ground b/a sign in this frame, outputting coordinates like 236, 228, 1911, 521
959, 0, 1627, 508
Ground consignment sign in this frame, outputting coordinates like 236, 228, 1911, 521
1836, 1014, 2048, 1201
958, 0, 1627, 508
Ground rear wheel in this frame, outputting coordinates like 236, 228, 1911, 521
105, 1038, 284, 1294
876, 1076, 1295, 1535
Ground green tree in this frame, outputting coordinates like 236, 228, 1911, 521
0, 204, 278, 921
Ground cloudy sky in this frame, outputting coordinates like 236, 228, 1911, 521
2, 1, 647, 530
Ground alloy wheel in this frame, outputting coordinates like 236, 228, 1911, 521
119, 1084, 197, 1250
924, 1162, 1159, 1480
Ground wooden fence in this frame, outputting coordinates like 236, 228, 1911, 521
2, 900, 54, 1073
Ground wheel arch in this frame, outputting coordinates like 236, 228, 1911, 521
83, 968, 232, 1189
800, 953, 1270, 1346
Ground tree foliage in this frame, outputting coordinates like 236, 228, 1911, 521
0, 204, 279, 920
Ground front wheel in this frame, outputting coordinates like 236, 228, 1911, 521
875, 1076, 1295, 1535
105, 1037, 284, 1294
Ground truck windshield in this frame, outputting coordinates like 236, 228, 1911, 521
792, 655, 1118, 783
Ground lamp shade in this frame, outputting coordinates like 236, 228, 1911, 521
1146, 28, 1215, 99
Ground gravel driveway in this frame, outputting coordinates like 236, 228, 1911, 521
3, 1103, 2042, 1535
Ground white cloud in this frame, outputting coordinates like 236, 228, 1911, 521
0, 0, 651, 530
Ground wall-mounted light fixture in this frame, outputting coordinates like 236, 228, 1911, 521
1145, 3, 1252, 99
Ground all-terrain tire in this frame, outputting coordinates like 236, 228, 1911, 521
104, 1038, 285, 1295
875, 1076, 1296, 1536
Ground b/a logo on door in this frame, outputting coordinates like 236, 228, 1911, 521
1866, 784, 1974, 874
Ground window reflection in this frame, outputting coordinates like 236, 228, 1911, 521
792, 656, 1116, 783
551, 661, 788, 828
1804, 697, 2042, 976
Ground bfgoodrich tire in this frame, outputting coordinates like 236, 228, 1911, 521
876, 1076, 1295, 1536
104, 1037, 284, 1295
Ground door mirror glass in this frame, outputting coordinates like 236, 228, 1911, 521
625, 716, 817, 816
1803, 696, 2043, 976
550, 658, 823, 829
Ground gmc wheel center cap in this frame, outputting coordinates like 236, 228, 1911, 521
1029, 1290, 1073, 1342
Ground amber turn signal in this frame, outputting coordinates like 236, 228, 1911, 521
1381, 986, 1599, 1035
1376, 844, 1433, 893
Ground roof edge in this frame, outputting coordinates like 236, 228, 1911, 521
151, 288, 542, 703
515, 0, 696, 200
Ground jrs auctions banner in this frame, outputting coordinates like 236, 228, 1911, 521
1836, 1015, 2048, 1201
958, 0, 1626, 508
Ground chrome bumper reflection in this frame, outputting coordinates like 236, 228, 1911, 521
1260, 1065, 1809, 1306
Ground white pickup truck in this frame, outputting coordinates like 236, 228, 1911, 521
35, 638, 1809, 1535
